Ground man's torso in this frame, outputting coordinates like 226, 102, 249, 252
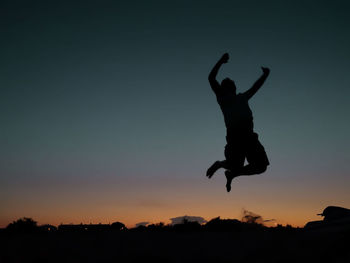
216, 93, 254, 136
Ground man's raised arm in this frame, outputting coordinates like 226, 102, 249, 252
244, 67, 270, 100
208, 53, 229, 94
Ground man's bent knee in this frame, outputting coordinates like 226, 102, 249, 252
255, 165, 267, 174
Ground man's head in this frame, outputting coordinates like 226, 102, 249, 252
221, 78, 236, 94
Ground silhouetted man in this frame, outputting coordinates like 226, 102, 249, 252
206, 53, 270, 192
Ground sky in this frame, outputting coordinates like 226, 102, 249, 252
1, 0, 350, 228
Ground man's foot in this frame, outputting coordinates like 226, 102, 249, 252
206, 161, 222, 178
225, 170, 236, 192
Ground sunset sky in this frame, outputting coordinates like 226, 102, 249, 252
1, 0, 350, 228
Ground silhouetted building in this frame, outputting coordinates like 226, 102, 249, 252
305, 206, 350, 231
58, 223, 110, 232
318, 206, 350, 222
58, 224, 86, 232
57, 222, 127, 232
111, 221, 127, 231
39, 224, 57, 232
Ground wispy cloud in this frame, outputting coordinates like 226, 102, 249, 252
135, 221, 149, 227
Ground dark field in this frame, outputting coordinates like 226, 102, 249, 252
1, 227, 349, 263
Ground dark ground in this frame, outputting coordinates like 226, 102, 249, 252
1, 227, 349, 263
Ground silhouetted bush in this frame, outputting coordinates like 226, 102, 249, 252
241, 210, 264, 224
6, 217, 38, 233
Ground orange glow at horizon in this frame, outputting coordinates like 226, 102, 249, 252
0, 205, 324, 229
2, 172, 349, 229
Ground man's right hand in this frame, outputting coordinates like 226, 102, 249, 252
261, 67, 270, 75
220, 53, 229, 64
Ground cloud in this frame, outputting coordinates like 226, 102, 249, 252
170, 216, 207, 225
135, 221, 149, 227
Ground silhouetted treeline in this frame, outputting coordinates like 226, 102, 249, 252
2, 208, 349, 263
2, 218, 127, 234
2, 216, 297, 234
4, 206, 350, 235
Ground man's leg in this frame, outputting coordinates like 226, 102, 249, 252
206, 160, 240, 193
234, 164, 267, 176
226, 132, 269, 178
224, 170, 235, 192
206, 160, 230, 178
224, 143, 245, 192
224, 163, 266, 193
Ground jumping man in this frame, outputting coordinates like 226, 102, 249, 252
206, 53, 270, 192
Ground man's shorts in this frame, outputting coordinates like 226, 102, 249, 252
224, 132, 270, 169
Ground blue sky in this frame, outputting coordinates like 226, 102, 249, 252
1, 0, 350, 227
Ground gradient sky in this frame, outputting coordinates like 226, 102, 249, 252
1, 0, 350, 228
